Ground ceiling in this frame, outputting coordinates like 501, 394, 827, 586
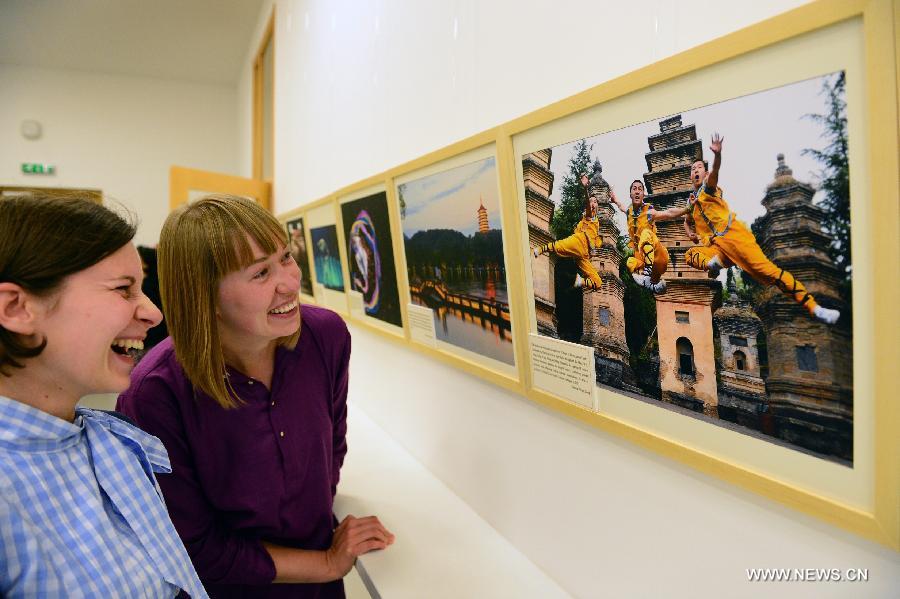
0, 0, 267, 85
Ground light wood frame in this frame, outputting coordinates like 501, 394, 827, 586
283, 212, 316, 303
299, 196, 349, 315
392, 143, 522, 383
335, 184, 406, 337
276, 0, 898, 549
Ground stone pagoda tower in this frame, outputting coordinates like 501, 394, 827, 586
476, 198, 489, 233
753, 154, 852, 460
713, 273, 768, 431
642, 115, 721, 415
523, 150, 558, 337
581, 159, 636, 388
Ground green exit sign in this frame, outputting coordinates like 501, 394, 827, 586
22, 163, 56, 175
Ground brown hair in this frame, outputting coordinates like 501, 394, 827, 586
0, 194, 135, 375
158, 194, 298, 409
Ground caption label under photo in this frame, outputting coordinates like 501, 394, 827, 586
407, 303, 437, 348
529, 334, 596, 410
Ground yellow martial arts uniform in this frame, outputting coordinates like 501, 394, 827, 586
684, 183, 821, 314
537, 213, 603, 290
624, 203, 669, 284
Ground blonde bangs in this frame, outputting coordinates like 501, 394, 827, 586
205, 198, 288, 275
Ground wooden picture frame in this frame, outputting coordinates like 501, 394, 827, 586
336, 184, 406, 337
506, 0, 897, 550
302, 197, 348, 315
392, 143, 521, 382
280, 210, 315, 303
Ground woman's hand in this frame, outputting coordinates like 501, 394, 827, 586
264, 515, 394, 584
324, 515, 395, 579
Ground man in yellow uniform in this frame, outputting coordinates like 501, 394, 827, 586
608, 179, 669, 294
532, 173, 604, 291
658, 133, 839, 324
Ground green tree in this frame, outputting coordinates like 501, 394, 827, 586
404, 229, 469, 267
549, 139, 591, 342
550, 139, 592, 239
404, 228, 504, 270
804, 71, 850, 287
471, 229, 504, 266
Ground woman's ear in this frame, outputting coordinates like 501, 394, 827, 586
0, 282, 38, 335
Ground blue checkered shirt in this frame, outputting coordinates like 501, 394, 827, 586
0, 396, 208, 598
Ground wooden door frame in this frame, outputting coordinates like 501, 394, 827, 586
252, 7, 275, 183
169, 166, 271, 212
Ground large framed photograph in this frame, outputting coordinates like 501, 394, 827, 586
524, 72, 852, 463
395, 145, 517, 378
338, 186, 404, 333
512, 1, 897, 548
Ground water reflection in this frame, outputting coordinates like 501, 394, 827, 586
411, 295, 514, 365
409, 270, 514, 366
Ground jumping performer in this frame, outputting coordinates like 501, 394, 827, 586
607, 180, 669, 294
532, 173, 603, 291
655, 133, 840, 324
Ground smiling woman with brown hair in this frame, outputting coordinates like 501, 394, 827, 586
118, 194, 393, 598
0, 194, 207, 598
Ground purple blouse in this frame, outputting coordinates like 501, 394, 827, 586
117, 305, 349, 598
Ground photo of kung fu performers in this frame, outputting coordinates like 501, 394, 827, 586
340, 191, 403, 328
285, 216, 313, 297
310, 224, 345, 292
398, 155, 515, 367
524, 71, 852, 464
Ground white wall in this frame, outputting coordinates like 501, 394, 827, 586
0, 65, 237, 245
243, 1, 900, 596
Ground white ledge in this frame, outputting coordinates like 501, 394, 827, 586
334, 407, 571, 599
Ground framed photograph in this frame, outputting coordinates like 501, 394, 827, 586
285, 214, 314, 300
395, 145, 517, 378
510, 0, 897, 548
339, 186, 404, 333
305, 200, 348, 314
523, 73, 853, 462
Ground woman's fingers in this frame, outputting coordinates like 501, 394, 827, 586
339, 515, 395, 552
352, 538, 390, 556
345, 522, 393, 545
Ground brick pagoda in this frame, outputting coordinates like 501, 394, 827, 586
753, 154, 852, 460
523, 149, 558, 337
582, 159, 636, 388
642, 115, 721, 415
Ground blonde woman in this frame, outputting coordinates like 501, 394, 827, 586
0, 195, 207, 598
117, 195, 393, 598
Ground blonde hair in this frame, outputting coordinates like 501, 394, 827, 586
158, 194, 300, 409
